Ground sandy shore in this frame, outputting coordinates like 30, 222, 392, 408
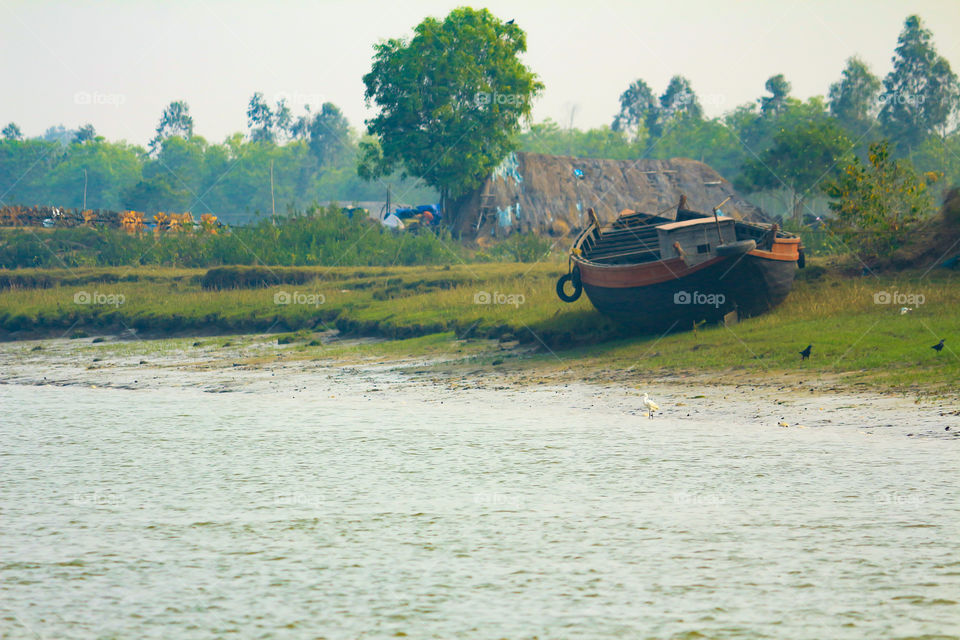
3, 333, 958, 441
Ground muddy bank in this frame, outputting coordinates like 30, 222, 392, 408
2, 334, 957, 440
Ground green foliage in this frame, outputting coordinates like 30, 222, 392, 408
300, 103, 351, 167
362, 7, 542, 199
761, 74, 791, 117
247, 92, 278, 143
0, 206, 464, 269
0, 138, 120, 208
3, 11, 958, 239
3, 263, 958, 393
909, 131, 960, 188
829, 56, 881, 139
737, 105, 853, 223
356, 137, 391, 182
2, 123, 23, 141
652, 118, 741, 172
150, 100, 194, 154
658, 75, 703, 131
51, 139, 142, 210
517, 120, 635, 160
824, 141, 940, 259
485, 232, 555, 263
611, 79, 657, 141
879, 15, 959, 148
611, 75, 702, 141
0, 130, 433, 220
73, 124, 97, 145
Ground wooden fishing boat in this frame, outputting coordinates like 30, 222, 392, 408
556, 202, 804, 329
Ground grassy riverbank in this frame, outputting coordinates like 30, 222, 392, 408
1, 262, 958, 394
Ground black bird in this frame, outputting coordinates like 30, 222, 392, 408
506, 18, 515, 24
932, 339, 945, 353
800, 344, 812, 360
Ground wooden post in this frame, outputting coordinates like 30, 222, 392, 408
270, 160, 276, 225
712, 196, 732, 244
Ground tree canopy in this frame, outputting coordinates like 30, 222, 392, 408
760, 74, 791, 117
879, 15, 959, 148
0, 100, 433, 219
829, 57, 881, 139
362, 7, 542, 202
611, 76, 702, 141
824, 141, 940, 258
149, 100, 194, 154
737, 106, 853, 223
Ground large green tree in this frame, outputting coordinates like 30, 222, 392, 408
737, 102, 852, 224
49, 139, 141, 210
247, 92, 275, 144
829, 56, 881, 139
299, 102, 352, 167
760, 74, 791, 117
657, 75, 703, 132
879, 15, 960, 149
611, 76, 702, 141
2, 123, 23, 141
611, 79, 658, 142
126, 135, 207, 212
0, 139, 63, 205
362, 7, 542, 208
149, 101, 194, 155
73, 124, 98, 145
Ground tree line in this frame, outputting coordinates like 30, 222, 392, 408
0, 97, 434, 224
519, 15, 959, 224
1, 11, 957, 238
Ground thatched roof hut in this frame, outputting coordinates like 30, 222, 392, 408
447, 152, 769, 239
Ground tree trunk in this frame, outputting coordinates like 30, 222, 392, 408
792, 191, 803, 227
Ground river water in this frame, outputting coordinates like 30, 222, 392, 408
2, 365, 959, 639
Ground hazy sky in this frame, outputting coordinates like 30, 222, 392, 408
2, 0, 959, 146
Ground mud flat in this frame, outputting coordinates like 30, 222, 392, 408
3, 334, 957, 439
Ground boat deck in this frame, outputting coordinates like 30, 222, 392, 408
581, 212, 671, 265
580, 209, 786, 265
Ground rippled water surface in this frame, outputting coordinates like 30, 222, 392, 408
2, 378, 958, 639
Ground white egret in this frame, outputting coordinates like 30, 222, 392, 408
642, 392, 659, 419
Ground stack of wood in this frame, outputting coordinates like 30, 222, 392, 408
0, 205, 123, 228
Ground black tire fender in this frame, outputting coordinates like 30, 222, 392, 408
556, 267, 583, 303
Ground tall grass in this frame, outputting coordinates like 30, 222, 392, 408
0, 206, 470, 269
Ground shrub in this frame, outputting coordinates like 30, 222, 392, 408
824, 141, 940, 260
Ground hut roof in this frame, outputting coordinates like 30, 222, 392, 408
449, 152, 768, 238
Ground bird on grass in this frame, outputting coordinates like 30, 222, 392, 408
641, 392, 659, 419
932, 339, 945, 353
800, 344, 812, 360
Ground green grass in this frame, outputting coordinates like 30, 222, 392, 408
1, 262, 957, 393
544, 268, 960, 394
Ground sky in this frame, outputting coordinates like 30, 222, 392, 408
2, 0, 959, 147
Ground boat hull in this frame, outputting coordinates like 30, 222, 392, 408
725, 252, 798, 316
562, 208, 802, 330
576, 254, 744, 330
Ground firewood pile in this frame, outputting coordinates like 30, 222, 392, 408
0, 205, 122, 228
0, 206, 221, 234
